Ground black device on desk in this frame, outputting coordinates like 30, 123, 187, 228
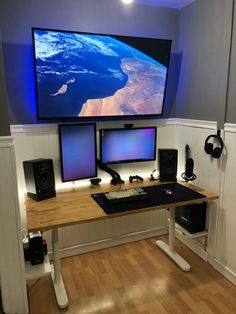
181, 144, 196, 182
158, 149, 178, 182
129, 175, 143, 183
23, 158, 56, 201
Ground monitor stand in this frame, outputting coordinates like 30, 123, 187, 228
97, 159, 124, 185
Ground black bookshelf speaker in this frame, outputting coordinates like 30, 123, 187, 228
23, 158, 56, 201
158, 149, 178, 182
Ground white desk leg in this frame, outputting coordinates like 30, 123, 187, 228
51, 228, 69, 308
156, 207, 191, 272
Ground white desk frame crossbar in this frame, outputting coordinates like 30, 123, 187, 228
51, 229, 68, 308
156, 207, 191, 272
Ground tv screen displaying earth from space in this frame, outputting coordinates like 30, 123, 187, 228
32, 28, 171, 120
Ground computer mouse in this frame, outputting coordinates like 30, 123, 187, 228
165, 189, 173, 196
161, 188, 173, 196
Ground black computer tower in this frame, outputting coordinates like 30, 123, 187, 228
175, 202, 207, 233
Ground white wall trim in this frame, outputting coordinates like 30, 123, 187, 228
10, 118, 218, 134
0, 136, 14, 147
10, 121, 176, 133
209, 256, 236, 286
10, 124, 57, 134
56, 227, 168, 259
156, 118, 177, 125
224, 123, 236, 133
175, 118, 217, 130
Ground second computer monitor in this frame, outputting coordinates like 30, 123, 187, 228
58, 123, 97, 182
100, 126, 157, 164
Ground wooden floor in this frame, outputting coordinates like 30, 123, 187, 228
28, 235, 236, 314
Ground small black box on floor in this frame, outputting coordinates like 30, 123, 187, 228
175, 202, 207, 233
23, 158, 56, 201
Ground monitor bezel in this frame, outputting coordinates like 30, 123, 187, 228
58, 122, 97, 182
32, 27, 172, 121
99, 126, 157, 165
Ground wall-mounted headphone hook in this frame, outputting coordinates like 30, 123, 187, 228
204, 129, 224, 158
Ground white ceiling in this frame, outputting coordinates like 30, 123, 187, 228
134, 0, 196, 9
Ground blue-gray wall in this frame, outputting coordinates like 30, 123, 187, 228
0, 0, 179, 125
226, 2, 236, 124
176, 0, 233, 128
1, 0, 235, 126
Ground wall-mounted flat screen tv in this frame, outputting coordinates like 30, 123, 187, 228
100, 126, 157, 164
32, 28, 172, 120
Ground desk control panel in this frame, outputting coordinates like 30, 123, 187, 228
105, 187, 149, 203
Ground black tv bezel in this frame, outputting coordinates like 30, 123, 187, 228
99, 126, 157, 165
58, 122, 98, 182
32, 27, 172, 121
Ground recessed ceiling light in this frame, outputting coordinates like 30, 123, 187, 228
122, 0, 134, 4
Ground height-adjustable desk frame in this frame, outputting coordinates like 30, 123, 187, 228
25, 180, 218, 308
156, 207, 190, 271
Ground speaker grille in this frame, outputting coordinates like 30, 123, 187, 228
36, 172, 54, 191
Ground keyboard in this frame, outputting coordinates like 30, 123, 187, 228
104, 187, 149, 203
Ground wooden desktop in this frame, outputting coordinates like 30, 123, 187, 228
25, 180, 218, 308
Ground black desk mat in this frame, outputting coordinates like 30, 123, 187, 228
91, 183, 206, 215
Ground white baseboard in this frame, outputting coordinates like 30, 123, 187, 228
209, 256, 236, 286
50, 227, 168, 259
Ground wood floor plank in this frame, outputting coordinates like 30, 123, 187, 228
27, 235, 236, 313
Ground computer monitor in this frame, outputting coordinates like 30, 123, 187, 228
58, 123, 97, 182
99, 127, 157, 164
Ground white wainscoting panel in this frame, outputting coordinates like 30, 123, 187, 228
213, 125, 236, 275
174, 121, 220, 258
0, 137, 29, 314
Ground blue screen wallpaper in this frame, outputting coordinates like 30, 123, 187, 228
100, 127, 156, 164
33, 28, 171, 119
59, 123, 97, 182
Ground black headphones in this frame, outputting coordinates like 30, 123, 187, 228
204, 131, 224, 159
